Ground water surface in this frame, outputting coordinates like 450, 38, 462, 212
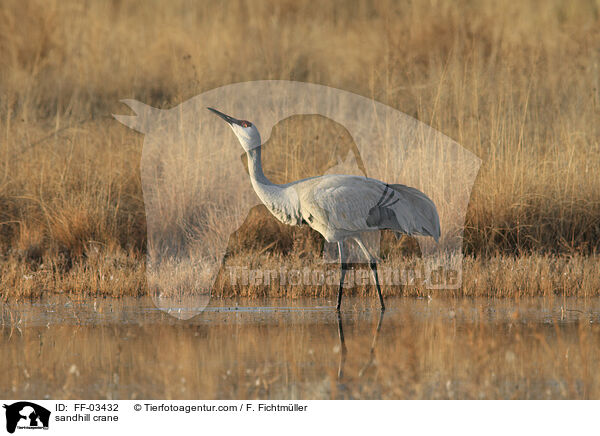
2, 296, 599, 399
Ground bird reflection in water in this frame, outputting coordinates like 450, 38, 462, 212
336, 310, 385, 381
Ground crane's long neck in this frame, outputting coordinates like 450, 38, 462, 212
246, 146, 273, 188
246, 146, 301, 225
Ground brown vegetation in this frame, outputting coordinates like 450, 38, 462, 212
0, 0, 599, 299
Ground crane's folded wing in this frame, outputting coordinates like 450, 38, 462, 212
301, 175, 440, 240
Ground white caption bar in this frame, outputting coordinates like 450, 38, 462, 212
0, 400, 596, 435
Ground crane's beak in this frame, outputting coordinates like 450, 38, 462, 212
207, 107, 244, 126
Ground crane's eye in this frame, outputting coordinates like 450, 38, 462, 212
240, 120, 252, 128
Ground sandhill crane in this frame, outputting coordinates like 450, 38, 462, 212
208, 107, 440, 311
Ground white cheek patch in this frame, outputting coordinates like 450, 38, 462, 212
232, 126, 261, 151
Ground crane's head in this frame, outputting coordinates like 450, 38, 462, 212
207, 107, 261, 152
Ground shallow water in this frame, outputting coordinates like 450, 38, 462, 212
2, 296, 600, 399
4, 295, 599, 327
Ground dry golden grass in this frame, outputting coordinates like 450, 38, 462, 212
0, 0, 599, 298
3, 248, 599, 300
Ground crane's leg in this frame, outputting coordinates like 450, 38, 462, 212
354, 236, 385, 311
337, 241, 347, 312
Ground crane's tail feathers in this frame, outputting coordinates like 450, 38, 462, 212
389, 184, 441, 242
394, 230, 440, 243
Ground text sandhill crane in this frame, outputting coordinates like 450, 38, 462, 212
208, 107, 440, 311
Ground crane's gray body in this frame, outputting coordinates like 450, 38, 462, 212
246, 146, 441, 246
295, 175, 440, 243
